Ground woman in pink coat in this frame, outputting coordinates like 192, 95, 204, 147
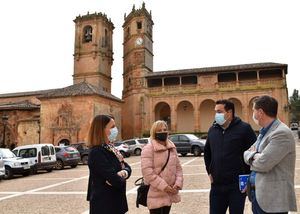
141, 120, 183, 214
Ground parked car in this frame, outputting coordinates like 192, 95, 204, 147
54, 146, 81, 170
0, 148, 31, 179
70, 142, 90, 165
122, 138, 149, 155
168, 134, 206, 156
0, 153, 5, 180
13, 144, 56, 174
114, 141, 130, 158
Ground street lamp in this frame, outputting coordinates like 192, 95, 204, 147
37, 120, 41, 144
1, 114, 9, 148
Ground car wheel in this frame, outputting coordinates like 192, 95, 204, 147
71, 164, 77, 168
193, 146, 201, 156
56, 160, 64, 170
134, 148, 142, 156
5, 167, 13, 179
82, 155, 88, 165
31, 166, 38, 175
181, 153, 187, 157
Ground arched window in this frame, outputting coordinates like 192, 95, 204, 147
83, 25, 93, 43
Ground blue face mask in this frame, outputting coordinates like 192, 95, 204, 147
215, 113, 226, 126
108, 127, 118, 142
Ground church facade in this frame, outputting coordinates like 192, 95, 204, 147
0, 4, 289, 148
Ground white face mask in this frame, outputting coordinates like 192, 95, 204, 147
215, 113, 226, 126
252, 113, 259, 126
108, 127, 118, 142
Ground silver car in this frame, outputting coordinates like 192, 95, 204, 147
0, 153, 5, 180
122, 138, 150, 155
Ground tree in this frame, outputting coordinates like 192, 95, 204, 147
289, 89, 300, 123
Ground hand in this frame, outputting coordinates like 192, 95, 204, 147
241, 186, 247, 193
172, 184, 181, 191
208, 174, 213, 183
117, 170, 128, 178
164, 185, 177, 194
248, 146, 256, 152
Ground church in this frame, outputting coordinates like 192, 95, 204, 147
0, 3, 289, 148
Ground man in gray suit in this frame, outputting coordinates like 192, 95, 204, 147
244, 95, 297, 214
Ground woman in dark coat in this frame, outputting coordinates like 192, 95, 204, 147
87, 115, 131, 214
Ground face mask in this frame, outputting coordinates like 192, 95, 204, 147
155, 132, 168, 141
252, 113, 259, 126
108, 127, 118, 142
215, 113, 226, 126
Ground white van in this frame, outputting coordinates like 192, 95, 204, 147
13, 144, 56, 174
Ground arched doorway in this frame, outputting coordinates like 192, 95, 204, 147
0, 124, 14, 149
58, 139, 70, 146
177, 101, 194, 132
229, 98, 243, 120
154, 102, 171, 128
199, 99, 215, 132
248, 97, 260, 131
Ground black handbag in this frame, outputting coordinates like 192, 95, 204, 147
135, 149, 170, 208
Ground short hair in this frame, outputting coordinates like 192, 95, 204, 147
88, 115, 113, 148
253, 95, 278, 118
150, 120, 168, 140
215, 99, 235, 117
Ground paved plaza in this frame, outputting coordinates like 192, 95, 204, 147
0, 140, 299, 214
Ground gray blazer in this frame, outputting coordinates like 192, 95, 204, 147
244, 119, 297, 212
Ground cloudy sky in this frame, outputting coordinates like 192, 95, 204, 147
0, 0, 299, 98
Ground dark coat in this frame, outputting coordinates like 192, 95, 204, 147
87, 145, 132, 214
204, 117, 257, 185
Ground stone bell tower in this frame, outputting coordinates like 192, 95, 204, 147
73, 12, 114, 93
122, 3, 154, 139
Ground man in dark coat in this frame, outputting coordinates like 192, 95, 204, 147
204, 99, 257, 214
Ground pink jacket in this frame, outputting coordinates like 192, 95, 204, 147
141, 138, 183, 209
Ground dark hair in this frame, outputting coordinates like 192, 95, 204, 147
215, 99, 235, 117
253, 95, 278, 118
88, 115, 113, 148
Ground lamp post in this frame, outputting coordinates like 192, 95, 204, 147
1, 114, 9, 148
37, 120, 41, 144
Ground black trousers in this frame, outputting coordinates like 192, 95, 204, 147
210, 183, 246, 214
149, 206, 171, 214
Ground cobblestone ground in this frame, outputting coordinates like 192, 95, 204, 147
0, 139, 299, 214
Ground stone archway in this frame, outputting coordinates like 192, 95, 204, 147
154, 102, 171, 128
176, 101, 194, 132
248, 97, 260, 131
0, 124, 15, 149
199, 99, 215, 132
229, 98, 243, 120
58, 138, 70, 146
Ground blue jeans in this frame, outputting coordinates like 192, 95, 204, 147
251, 190, 288, 214
210, 183, 246, 214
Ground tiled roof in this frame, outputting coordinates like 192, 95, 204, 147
146, 62, 287, 78
0, 100, 40, 110
0, 89, 55, 98
38, 82, 122, 102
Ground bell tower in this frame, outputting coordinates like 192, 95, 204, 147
122, 3, 154, 139
73, 12, 114, 93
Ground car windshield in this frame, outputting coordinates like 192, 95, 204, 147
0, 149, 16, 159
185, 134, 199, 140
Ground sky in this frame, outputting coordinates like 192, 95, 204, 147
0, 0, 299, 99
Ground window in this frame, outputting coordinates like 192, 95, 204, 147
83, 25, 93, 43
218, 72, 236, 82
164, 77, 180, 86
125, 140, 136, 145
169, 135, 178, 141
148, 78, 162, 87
41, 146, 50, 156
137, 21, 142, 30
182, 76, 197, 84
179, 135, 189, 142
137, 139, 148, 144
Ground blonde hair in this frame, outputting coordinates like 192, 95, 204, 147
150, 120, 168, 139
88, 115, 112, 148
